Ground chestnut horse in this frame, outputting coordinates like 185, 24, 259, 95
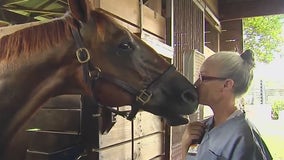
0, 0, 198, 159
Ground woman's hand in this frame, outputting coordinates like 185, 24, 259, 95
181, 121, 205, 159
183, 121, 205, 144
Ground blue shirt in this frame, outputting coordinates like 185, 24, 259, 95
186, 111, 272, 160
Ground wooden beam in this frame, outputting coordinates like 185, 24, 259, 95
0, 9, 35, 24
94, 0, 166, 39
0, 6, 65, 15
219, 0, 284, 21
143, 0, 150, 4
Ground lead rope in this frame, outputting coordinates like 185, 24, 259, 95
131, 119, 135, 160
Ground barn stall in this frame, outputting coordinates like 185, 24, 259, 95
1, 0, 284, 159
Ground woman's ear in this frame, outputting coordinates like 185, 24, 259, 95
224, 79, 234, 89
68, 0, 91, 23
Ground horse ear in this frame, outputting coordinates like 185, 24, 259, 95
68, 0, 91, 23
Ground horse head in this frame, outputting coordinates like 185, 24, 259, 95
68, 0, 198, 126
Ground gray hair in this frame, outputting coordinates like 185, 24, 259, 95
208, 50, 255, 97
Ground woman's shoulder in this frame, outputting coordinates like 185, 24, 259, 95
224, 112, 256, 137
208, 112, 256, 141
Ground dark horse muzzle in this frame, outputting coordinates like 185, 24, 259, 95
134, 65, 199, 126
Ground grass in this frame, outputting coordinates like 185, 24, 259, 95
246, 105, 284, 160
262, 134, 284, 160
260, 119, 284, 160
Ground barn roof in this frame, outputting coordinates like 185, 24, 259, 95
0, 0, 68, 26
0, 0, 283, 27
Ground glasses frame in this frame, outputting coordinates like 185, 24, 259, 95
199, 75, 227, 82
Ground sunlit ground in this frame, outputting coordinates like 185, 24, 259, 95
244, 55, 284, 160
245, 105, 284, 160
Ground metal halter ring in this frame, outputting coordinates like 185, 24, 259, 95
89, 66, 102, 80
76, 47, 90, 64
136, 89, 153, 105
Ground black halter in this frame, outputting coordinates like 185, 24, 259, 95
70, 26, 176, 121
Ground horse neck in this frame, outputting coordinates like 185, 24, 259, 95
0, 40, 85, 152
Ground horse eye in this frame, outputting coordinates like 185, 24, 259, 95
118, 42, 133, 50
116, 42, 134, 56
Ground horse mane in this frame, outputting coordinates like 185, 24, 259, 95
0, 13, 75, 60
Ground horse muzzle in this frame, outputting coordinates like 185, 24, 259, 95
137, 66, 199, 126
89, 65, 199, 126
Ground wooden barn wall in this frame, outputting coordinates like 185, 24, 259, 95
220, 19, 243, 53
172, 0, 204, 159
23, 95, 165, 160
173, 0, 204, 74
205, 20, 220, 52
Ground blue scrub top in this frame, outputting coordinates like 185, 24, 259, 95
186, 111, 272, 160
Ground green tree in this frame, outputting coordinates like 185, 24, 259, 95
271, 100, 284, 120
243, 15, 284, 63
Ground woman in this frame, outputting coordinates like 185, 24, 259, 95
182, 50, 272, 160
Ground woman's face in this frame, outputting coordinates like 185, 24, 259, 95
194, 60, 226, 106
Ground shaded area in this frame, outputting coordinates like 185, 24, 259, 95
0, 0, 68, 26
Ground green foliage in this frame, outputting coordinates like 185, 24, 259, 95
243, 15, 284, 63
271, 100, 284, 119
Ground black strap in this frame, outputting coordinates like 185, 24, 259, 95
70, 27, 91, 84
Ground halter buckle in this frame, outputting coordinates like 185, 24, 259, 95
136, 89, 152, 105
76, 47, 90, 63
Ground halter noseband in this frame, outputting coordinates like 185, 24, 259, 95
70, 26, 176, 120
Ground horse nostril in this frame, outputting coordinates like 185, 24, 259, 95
181, 89, 195, 104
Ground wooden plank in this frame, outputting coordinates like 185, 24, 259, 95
99, 111, 164, 148
145, 0, 162, 15
141, 30, 173, 58
150, 155, 165, 160
27, 131, 81, 153
42, 95, 81, 109
25, 152, 50, 160
143, 6, 166, 38
219, 0, 284, 20
204, 46, 215, 58
26, 144, 83, 160
90, 133, 164, 160
204, 0, 218, 17
137, 112, 164, 136
27, 109, 80, 132
205, 21, 220, 52
220, 20, 243, 52
95, 0, 166, 39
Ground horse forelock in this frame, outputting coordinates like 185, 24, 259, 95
0, 13, 75, 60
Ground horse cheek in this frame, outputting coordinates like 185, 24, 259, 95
93, 81, 133, 106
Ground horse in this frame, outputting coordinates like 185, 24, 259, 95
0, 0, 198, 159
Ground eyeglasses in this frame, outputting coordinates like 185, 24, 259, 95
199, 74, 227, 82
